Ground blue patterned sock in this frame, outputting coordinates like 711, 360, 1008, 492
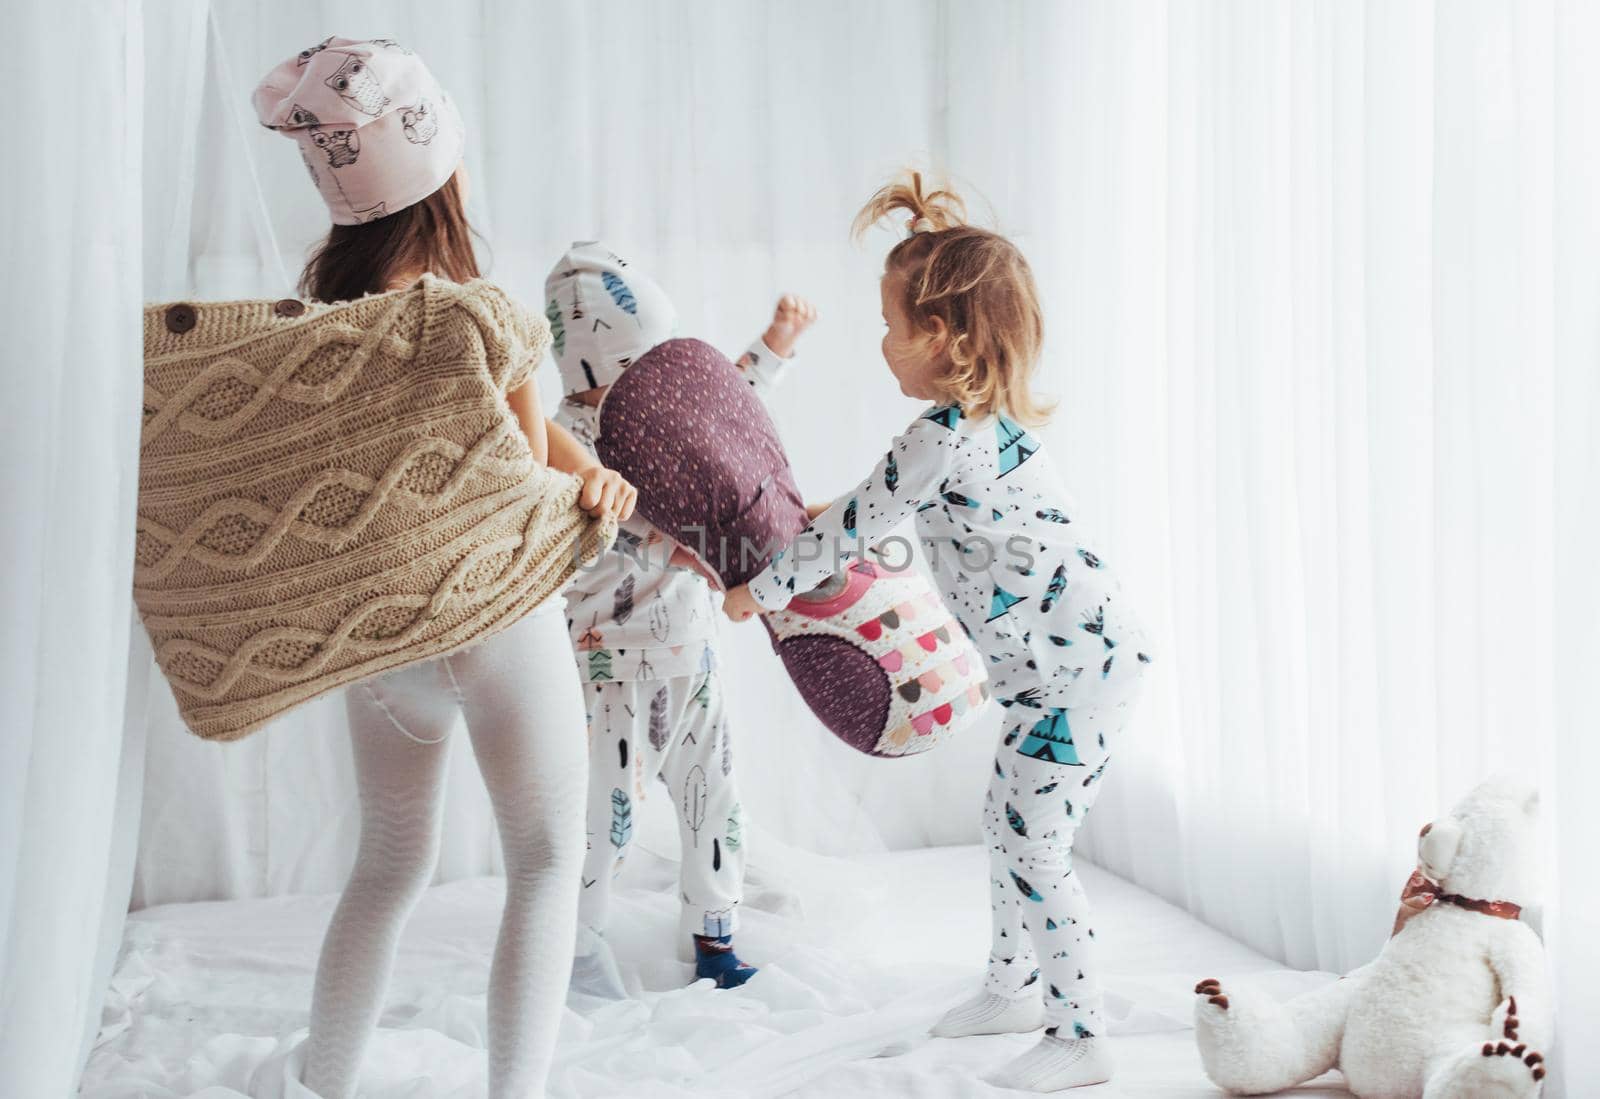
693, 934, 758, 989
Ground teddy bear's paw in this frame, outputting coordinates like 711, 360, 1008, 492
1193, 978, 1245, 1049
1481, 1041, 1545, 1085
1427, 1041, 1545, 1099
1192, 979, 1309, 1094
1476, 1040, 1547, 1097
1492, 995, 1522, 1042
1195, 977, 1229, 1011
1193, 980, 1249, 1092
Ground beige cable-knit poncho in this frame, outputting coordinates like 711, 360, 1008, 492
138, 276, 616, 740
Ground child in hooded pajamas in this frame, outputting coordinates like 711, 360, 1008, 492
723, 179, 1149, 1092
547, 242, 815, 990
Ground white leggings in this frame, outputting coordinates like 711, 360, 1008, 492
302, 604, 587, 1099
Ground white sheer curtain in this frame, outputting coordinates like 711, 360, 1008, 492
1549, 5, 1600, 1083
118, 0, 1598, 1090
0, 3, 144, 1097
1014, 3, 1599, 1091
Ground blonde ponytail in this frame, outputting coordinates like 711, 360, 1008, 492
851, 171, 969, 239
854, 172, 1054, 427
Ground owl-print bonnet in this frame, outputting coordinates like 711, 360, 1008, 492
544, 242, 677, 395
252, 37, 465, 225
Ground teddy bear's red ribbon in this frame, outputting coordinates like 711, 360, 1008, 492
1390, 869, 1523, 936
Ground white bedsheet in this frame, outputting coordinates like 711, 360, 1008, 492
83, 838, 1348, 1098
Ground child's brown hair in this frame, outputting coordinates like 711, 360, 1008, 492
299, 172, 481, 304
853, 172, 1052, 425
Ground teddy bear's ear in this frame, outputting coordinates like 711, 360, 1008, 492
1419, 818, 1463, 878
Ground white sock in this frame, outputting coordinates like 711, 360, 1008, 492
931, 991, 1046, 1038
570, 926, 629, 1000
986, 1034, 1114, 1092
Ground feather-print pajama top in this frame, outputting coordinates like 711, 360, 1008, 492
747, 405, 1149, 710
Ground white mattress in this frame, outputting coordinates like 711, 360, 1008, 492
82, 841, 1348, 1097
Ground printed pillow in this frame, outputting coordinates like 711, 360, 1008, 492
595, 338, 989, 756
768, 560, 989, 756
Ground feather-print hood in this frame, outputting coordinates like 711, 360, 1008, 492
543, 241, 677, 395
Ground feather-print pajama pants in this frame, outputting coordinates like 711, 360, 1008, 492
580, 669, 746, 938
981, 698, 1135, 1037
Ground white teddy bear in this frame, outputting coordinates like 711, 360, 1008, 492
1192, 777, 1550, 1098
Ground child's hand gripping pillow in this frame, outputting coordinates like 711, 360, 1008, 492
595, 337, 989, 756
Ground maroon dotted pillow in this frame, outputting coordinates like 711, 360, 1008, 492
595, 339, 987, 756
596, 338, 809, 587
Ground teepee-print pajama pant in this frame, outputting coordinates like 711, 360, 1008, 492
580, 669, 746, 938
982, 698, 1132, 1037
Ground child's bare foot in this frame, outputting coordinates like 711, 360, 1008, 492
761, 294, 816, 358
